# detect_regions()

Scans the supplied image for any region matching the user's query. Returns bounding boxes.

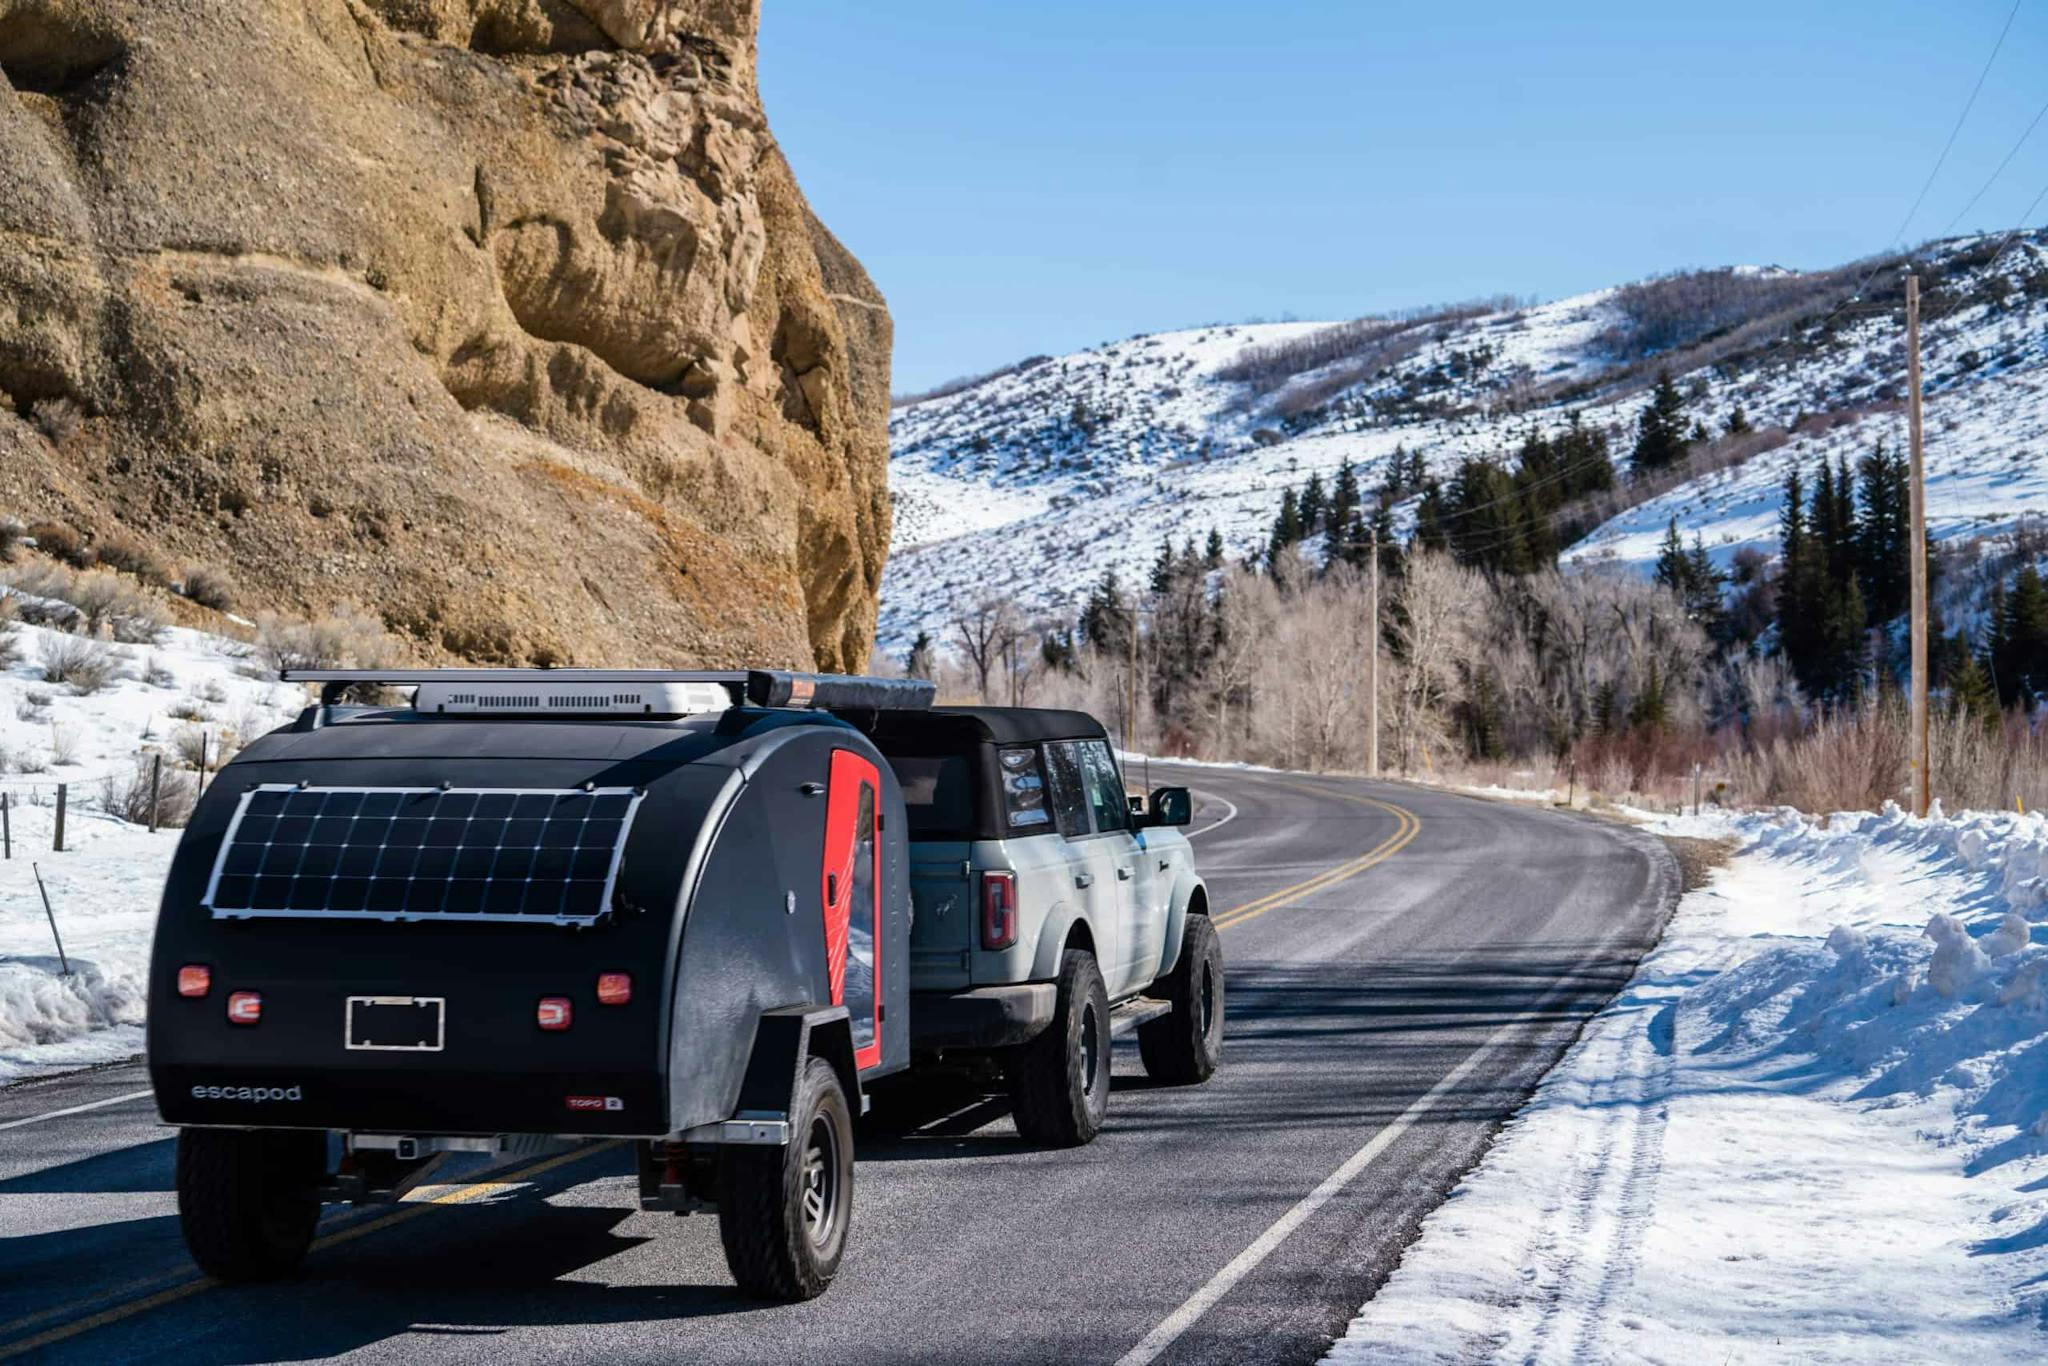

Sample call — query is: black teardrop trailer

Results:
[147,669,929,1300]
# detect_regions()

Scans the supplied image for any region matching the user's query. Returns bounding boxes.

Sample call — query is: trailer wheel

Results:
[1139,914,1225,1084]
[718,1057,854,1301]
[1005,948,1110,1146]
[175,1128,324,1281]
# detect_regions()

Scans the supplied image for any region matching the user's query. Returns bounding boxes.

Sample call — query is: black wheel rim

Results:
[800,1114,841,1250]
[1080,1002,1101,1094]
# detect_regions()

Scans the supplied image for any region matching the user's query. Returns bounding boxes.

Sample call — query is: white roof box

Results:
[411,679,733,717]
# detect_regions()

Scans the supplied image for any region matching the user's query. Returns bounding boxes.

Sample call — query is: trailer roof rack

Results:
[281,669,936,714]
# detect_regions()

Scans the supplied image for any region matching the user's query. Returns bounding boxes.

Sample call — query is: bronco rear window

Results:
[888,754,975,836]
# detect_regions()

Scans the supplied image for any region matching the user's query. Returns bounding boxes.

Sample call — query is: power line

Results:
[1938,92,2048,236]
[1892,0,2026,245]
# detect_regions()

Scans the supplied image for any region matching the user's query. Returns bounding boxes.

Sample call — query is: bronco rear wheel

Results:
[718,1056,854,1301]
[175,1127,325,1281]
[1006,948,1111,1146]
[1138,913,1225,1084]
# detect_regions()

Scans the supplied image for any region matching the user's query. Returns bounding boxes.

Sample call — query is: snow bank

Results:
[1,602,301,1080]
[1329,802,2048,1363]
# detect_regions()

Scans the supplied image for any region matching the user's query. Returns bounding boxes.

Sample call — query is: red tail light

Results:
[982,870,1018,951]
[596,973,632,1006]
[226,991,262,1025]
[537,997,573,1031]
[177,965,211,998]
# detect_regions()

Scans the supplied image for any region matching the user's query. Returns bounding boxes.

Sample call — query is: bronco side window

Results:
[1043,740,1092,838]
[997,746,1051,831]
[1077,740,1129,834]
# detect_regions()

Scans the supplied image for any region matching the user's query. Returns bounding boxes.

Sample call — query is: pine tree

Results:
[1685,533,1726,631]
[1949,651,2001,732]
[1777,466,1821,689]
[1149,536,1177,592]
[1298,473,1327,538]
[1994,567,2048,705]
[1204,527,1225,569]
[1266,488,1302,566]
[1078,570,1130,655]
[1413,479,1451,554]
[1630,369,1690,473]
[904,630,937,680]
[1653,517,1689,594]
[1325,460,1360,565]
[1854,443,1910,624]
[1724,405,1751,436]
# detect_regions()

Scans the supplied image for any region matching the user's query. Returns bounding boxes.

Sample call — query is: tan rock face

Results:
[0,0,890,669]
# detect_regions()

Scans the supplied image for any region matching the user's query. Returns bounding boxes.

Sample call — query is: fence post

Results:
[53,783,66,853]
[2,790,10,859]
[33,862,70,976]
[149,753,162,833]
[197,731,210,800]
[1692,762,1701,817]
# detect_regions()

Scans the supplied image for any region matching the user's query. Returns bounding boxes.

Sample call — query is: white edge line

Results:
[1113,919,1636,1366]
[1184,791,1239,841]
[0,1088,155,1132]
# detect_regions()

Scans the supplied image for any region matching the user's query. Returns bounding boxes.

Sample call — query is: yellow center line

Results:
[1210,782,1421,932]
[0,1141,621,1360]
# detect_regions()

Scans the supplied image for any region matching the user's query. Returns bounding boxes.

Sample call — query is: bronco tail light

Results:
[982,870,1018,951]
[596,973,632,1006]
[177,965,212,998]
[537,997,573,1031]
[226,991,262,1025]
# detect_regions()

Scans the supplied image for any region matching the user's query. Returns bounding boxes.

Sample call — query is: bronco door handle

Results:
[1116,866,1133,881]
[1074,872,1094,888]
[1158,858,1170,871]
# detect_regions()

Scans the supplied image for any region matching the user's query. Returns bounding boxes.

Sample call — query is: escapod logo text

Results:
[191,1084,303,1103]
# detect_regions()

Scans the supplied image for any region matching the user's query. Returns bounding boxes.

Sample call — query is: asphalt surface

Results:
[0,768,1676,1365]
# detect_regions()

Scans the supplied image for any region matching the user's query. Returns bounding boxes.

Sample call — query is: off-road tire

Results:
[1006,948,1111,1146]
[175,1127,325,1281]
[717,1057,854,1301]
[1138,914,1225,1084]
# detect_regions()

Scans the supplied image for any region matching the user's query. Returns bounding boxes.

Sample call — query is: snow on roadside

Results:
[0,603,302,1081]
[1328,803,2048,1364]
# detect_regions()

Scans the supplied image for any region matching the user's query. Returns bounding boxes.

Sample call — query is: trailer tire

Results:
[718,1057,854,1301]
[1005,948,1110,1146]
[175,1128,324,1281]
[1138,914,1225,1084]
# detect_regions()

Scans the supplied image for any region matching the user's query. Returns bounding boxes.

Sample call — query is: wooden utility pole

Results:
[1126,608,1139,754]
[1368,520,1381,778]
[1907,273,1930,818]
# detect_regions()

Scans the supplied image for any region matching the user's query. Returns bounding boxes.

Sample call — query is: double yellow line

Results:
[1210,783,1421,932]
[0,1141,619,1360]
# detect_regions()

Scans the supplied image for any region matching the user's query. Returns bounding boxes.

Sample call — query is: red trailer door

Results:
[822,749,884,1071]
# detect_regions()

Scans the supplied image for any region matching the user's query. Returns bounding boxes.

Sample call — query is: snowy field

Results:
[1329,803,2048,1363]
[0,607,302,1081]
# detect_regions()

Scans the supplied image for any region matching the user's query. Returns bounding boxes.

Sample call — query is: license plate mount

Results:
[345,996,446,1052]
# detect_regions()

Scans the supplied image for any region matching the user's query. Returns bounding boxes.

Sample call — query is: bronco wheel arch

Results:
[1155,879,1210,981]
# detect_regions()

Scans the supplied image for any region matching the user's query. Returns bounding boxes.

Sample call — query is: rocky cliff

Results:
[0,0,890,669]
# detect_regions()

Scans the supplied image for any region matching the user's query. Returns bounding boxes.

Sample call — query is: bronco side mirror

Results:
[1138,786,1192,828]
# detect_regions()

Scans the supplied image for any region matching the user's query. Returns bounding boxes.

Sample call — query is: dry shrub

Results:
[180,564,235,612]
[27,520,89,566]
[170,724,218,771]
[38,633,116,693]
[92,532,169,586]
[0,518,24,561]
[1722,702,1909,813]
[256,609,403,673]
[100,755,198,828]
[47,721,80,766]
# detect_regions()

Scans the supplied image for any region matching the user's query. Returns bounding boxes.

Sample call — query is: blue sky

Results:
[759,2,2048,394]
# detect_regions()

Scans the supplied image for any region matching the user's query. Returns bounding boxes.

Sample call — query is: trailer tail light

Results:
[596,973,632,1006]
[177,965,212,998]
[226,991,262,1025]
[982,870,1018,951]
[537,997,573,1031]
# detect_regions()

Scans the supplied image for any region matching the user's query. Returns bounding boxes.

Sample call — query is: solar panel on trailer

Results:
[202,786,643,924]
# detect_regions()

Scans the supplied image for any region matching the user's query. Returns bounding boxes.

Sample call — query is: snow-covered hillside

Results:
[881,232,2048,652]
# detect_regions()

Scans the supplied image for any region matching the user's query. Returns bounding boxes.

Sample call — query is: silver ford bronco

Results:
[853,706,1223,1145]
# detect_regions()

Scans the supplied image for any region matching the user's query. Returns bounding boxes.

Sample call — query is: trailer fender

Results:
[1152,878,1210,982]
[727,1004,858,1140]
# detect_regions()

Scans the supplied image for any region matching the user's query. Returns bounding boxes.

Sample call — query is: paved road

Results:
[0,769,1675,1364]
